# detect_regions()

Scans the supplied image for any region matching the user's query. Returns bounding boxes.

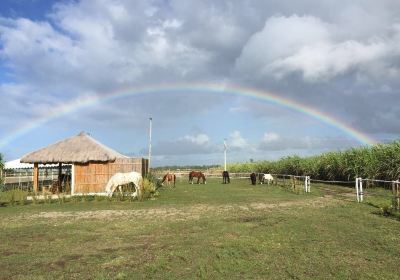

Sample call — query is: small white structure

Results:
[5,159,33,170]
[4,159,59,170]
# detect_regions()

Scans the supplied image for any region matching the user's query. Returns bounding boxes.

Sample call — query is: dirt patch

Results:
[21,196,341,222]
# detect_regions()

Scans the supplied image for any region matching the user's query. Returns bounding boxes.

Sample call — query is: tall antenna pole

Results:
[224,138,227,171]
[148,117,152,174]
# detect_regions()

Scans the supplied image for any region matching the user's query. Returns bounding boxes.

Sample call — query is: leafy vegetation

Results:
[152,164,219,171]
[0,189,29,206]
[0,178,159,207]
[228,141,400,181]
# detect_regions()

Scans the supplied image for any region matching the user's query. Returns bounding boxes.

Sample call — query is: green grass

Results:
[1,179,400,279]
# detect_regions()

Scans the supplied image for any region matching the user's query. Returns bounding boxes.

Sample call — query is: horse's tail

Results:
[105,176,115,196]
[174,174,176,187]
[202,173,206,184]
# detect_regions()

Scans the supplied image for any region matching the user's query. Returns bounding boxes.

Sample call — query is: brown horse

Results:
[250,172,257,185]
[222,171,230,184]
[189,171,206,184]
[162,172,176,187]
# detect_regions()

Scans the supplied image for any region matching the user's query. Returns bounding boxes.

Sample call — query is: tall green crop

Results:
[227,141,400,181]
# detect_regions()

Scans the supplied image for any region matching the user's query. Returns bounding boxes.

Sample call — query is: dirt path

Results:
[22,196,343,221]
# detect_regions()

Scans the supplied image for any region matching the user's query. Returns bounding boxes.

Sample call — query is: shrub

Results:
[142,178,157,200]
[381,205,393,216]
[146,173,163,190]
[0,189,29,206]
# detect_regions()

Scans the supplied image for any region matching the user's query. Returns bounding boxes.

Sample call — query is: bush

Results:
[146,173,163,190]
[142,178,157,200]
[0,189,29,206]
[380,205,393,216]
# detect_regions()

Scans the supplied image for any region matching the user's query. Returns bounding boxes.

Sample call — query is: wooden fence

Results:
[73,158,148,194]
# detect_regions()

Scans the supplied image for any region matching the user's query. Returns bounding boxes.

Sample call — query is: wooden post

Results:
[58,163,62,189]
[393,181,398,209]
[33,163,39,193]
[355,178,360,202]
[396,181,400,210]
[291,175,295,191]
[392,181,395,196]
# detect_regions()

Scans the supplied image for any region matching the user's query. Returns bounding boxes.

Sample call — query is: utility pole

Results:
[224,138,227,171]
[148,117,152,174]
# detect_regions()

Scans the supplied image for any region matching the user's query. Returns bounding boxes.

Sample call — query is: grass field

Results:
[1,178,400,279]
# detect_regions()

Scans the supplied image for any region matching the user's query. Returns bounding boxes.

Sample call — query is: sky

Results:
[0,0,399,166]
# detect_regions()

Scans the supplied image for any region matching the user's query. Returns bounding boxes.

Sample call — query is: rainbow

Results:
[0,83,376,149]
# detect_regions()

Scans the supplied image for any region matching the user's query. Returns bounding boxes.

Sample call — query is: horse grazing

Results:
[222,171,230,184]
[261,174,274,185]
[189,171,206,184]
[258,173,265,184]
[162,172,176,187]
[105,171,143,198]
[250,172,257,185]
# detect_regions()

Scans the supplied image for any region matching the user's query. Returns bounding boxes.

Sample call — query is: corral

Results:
[1,178,399,279]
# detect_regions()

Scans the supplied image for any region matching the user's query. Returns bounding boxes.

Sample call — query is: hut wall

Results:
[73,158,148,193]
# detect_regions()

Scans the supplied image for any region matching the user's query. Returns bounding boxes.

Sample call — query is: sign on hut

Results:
[20,132,148,195]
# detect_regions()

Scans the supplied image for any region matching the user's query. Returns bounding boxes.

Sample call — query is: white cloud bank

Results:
[235,14,399,82]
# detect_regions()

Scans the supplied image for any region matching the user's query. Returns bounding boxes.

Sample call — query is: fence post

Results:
[291,175,295,191]
[396,180,400,210]
[307,176,311,193]
[359,178,364,202]
[355,178,360,202]
[304,176,310,193]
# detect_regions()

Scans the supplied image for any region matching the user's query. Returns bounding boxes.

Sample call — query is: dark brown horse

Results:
[222,171,230,184]
[250,173,257,185]
[189,171,206,184]
[162,172,176,187]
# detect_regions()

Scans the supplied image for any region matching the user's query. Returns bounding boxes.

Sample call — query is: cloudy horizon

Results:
[1,0,399,166]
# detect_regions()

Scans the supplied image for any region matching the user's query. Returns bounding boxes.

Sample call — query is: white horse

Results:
[261,174,274,185]
[105,171,143,198]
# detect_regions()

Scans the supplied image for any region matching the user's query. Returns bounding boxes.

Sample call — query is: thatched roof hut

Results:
[21,131,127,164]
[20,132,148,194]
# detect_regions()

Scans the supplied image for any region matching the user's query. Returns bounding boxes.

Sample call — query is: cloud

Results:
[183,133,210,145]
[258,132,357,151]
[1,0,400,163]
[229,106,248,113]
[151,133,218,156]
[235,15,330,78]
[0,1,213,93]
[235,14,400,82]
[262,132,280,143]
[228,130,249,150]
[267,40,389,82]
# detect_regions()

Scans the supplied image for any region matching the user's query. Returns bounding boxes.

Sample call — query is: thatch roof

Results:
[21,132,128,164]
